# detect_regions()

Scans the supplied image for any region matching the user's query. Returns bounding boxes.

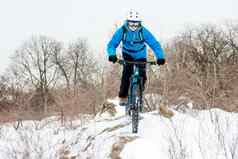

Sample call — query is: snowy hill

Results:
[0,99,238,159]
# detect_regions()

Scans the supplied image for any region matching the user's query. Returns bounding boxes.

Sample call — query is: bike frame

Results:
[117,59,156,133]
[128,64,143,111]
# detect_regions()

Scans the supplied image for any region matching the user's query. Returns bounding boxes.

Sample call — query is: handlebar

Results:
[116,59,157,65]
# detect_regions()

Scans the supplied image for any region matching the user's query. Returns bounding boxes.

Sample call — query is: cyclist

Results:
[107,10,173,117]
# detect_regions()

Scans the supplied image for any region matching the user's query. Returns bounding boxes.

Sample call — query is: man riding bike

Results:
[107,10,173,117]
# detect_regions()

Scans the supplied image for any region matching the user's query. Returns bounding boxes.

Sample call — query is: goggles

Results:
[128,21,140,28]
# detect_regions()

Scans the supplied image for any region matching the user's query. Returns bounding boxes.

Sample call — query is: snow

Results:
[120,138,163,159]
[0,99,238,159]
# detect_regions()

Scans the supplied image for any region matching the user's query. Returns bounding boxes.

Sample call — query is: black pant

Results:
[119,53,147,98]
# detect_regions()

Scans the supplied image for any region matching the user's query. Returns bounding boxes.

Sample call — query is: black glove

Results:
[157,59,165,65]
[108,55,117,63]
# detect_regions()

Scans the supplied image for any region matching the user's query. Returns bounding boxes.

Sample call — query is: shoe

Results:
[119,97,128,106]
[125,105,131,116]
[159,105,174,118]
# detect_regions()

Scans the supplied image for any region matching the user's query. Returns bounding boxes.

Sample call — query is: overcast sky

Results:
[0,0,237,73]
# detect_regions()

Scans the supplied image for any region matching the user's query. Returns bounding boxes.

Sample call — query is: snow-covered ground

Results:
[0,99,238,159]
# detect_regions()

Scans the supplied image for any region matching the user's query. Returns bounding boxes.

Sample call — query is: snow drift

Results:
[0,99,238,159]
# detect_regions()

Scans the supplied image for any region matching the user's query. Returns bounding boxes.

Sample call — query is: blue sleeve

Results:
[142,27,165,59]
[107,27,124,57]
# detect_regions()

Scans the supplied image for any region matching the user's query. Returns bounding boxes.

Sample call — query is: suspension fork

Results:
[128,65,139,109]
[139,77,144,106]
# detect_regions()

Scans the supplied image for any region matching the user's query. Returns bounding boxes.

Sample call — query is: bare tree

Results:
[66,38,98,93]
[50,38,103,117]
[226,22,238,64]
[11,35,62,113]
[157,24,238,110]
[51,46,71,90]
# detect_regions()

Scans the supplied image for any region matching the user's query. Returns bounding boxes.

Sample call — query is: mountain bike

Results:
[117,59,156,133]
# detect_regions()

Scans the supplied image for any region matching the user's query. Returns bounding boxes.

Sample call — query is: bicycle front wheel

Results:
[130,82,139,133]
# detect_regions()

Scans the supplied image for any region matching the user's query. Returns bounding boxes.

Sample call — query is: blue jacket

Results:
[107,23,165,60]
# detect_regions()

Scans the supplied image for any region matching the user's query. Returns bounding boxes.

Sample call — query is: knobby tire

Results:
[131,81,139,133]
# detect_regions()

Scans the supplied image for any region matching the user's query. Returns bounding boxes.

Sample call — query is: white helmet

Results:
[126,10,142,22]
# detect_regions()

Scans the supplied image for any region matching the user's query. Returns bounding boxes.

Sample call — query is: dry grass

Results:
[149,51,238,112]
[0,86,104,124]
